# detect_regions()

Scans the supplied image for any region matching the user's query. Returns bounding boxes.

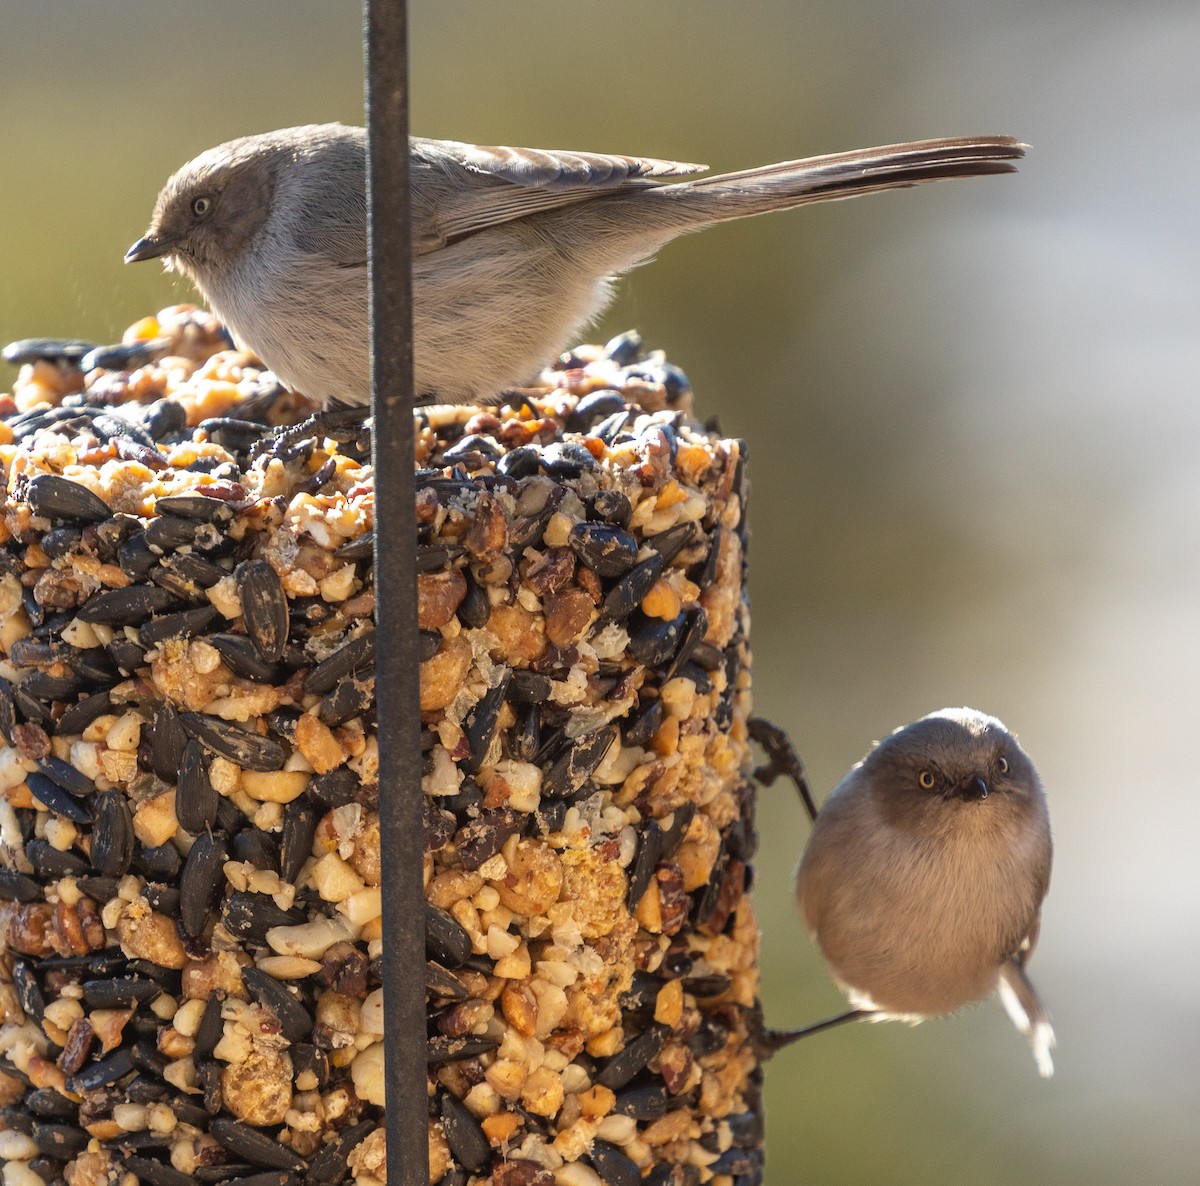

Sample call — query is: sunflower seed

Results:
[222,892,305,944]
[78,585,178,626]
[240,966,312,1043]
[613,1083,669,1120]
[427,1034,501,1067]
[107,636,148,674]
[26,772,91,823]
[139,604,219,648]
[316,673,373,728]
[76,876,120,901]
[3,338,96,366]
[425,904,473,968]
[91,789,134,876]
[26,1089,75,1118]
[568,391,627,432]
[590,486,633,529]
[176,740,219,834]
[231,828,277,871]
[82,976,160,1008]
[279,797,319,883]
[665,607,708,679]
[0,678,14,745]
[65,1045,135,1093]
[603,553,665,620]
[181,712,287,771]
[0,869,40,901]
[333,532,373,561]
[462,669,511,774]
[304,1118,374,1185]
[626,820,663,909]
[155,493,236,523]
[588,1141,641,1186]
[439,1091,491,1173]
[25,474,111,525]
[308,768,358,809]
[12,959,45,1020]
[142,884,181,915]
[540,440,596,479]
[627,611,686,668]
[303,629,375,696]
[209,1118,307,1171]
[237,560,288,662]
[125,1156,200,1186]
[659,802,697,862]
[32,1121,88,1157]
[194,993,224,1060]
[597,1027,667,1090]
[542,725,617,799]
[426,961,470,1001]
[53,689,112,737]
[568,522,637,577]
[135,843,182,880]
[209,633,280,682]
[180,831,228,937]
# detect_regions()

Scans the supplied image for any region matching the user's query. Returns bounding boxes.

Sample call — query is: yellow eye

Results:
[997,756,1010,774]
[191,195,213,217]
[918,771,936,790]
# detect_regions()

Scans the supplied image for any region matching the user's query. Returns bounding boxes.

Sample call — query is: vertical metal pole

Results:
[364,4,427,1185]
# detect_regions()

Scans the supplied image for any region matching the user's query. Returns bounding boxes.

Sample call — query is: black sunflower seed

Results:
[594,407,631,445]
[333,532,373,561]
[454,808,521,873]
[316,672,374,728]
[614,1083,669,1120]
[142,884,181,915]
[665,607,708,679]
[0,678,14,744]
[290,1044,328,1090]
[626,820,663,909]
[193,1168,256,1184]
[308,768,358,809]
[209,633,280,682]
[135,843,182,880]
[648,521,699,567]
[181,712,287,771]
[228,1172,297,1186]
[3,338,96,366]
[91,789,135,876]
[107,636,148,674]
[597,1026,667,1090]
[0,866,42,906]
[457,571,490,629]
[231,828,277,871]
[511,703,540,762]
[425,904,473,968]
[78,585,178,626]
[65,1045,136,1093]
[194,993,224,1060]
[302,1118,374,1185]
[426,961,470,1001]
[622,698,663,749]
[82,976,160,1008]
[25,474,111,524]
[540,440,596,479]
[12,959,45,1020]
[506,669,552,704]
[569,391,627,432]
[426,1035,501,1067]
[683,972,734,998]
[26,772,91,823]
[180,831,229,937]
[279,797,319,883]
[76,876,120,900]
[659,802,696,861]
[155,493,236,523]
[439,1091,492,1173]
[542,724,617,799]
[462,669,511,774]
[495,444,539,479]
[139,604,219,648]
[416,544,463,572]
[590,487,633,529]
[32,1121,88,1157]
[26,1089,75,1118]
[588,1141,641,1186]
[125,1155,200,1186]
[149,704,187,782]
[143,514,204,553]
[568,522,638,577]
[303,629,375,696]
[176,740,219,834]
[627,611,686,668]
[603,553,665,620]
[222,892,305,945]
[209,1118,307,1171]
[240,966,312,1043]
[54,689,112,737]
[236,560,288,662]
[117,534,159,581]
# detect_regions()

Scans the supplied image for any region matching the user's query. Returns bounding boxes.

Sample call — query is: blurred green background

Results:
[3,1,1197,1182]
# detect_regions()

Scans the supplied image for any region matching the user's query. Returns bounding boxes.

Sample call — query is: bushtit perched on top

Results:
[783,707,1055,1076]
[126,125,1024,406]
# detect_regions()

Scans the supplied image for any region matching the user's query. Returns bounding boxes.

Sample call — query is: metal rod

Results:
[364,3,426,1185]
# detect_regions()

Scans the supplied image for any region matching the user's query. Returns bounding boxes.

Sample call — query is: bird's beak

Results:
[125,233,175,264]
[959,776,989,802]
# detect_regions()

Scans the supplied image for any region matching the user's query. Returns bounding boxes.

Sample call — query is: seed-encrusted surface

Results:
[0,310,761,1186]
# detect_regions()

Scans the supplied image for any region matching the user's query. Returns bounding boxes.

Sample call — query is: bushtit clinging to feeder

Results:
[126,124,1023,406]
[770,707,1055,1076]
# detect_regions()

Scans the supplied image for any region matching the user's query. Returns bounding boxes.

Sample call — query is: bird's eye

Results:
[997,756,1010,774]
[191,196,213,218]
[918,771,936,790]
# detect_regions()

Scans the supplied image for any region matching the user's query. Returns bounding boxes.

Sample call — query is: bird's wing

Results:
[413,137,707,250]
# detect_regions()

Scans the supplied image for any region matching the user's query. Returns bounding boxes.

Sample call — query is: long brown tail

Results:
[998,956,1056,1078]
[646,135,1026,226]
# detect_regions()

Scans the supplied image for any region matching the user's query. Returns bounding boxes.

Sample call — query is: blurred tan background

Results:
[3,1,1197,1182]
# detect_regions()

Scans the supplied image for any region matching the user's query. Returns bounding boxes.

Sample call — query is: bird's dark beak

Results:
[960,776,989,802]
[125,234,174,264]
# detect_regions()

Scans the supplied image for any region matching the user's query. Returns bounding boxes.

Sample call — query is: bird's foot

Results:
[749,1005,874,1058]
[256,405,372,461]
[748,716,819,823]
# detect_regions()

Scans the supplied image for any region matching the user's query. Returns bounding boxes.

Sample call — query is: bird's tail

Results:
[643,135,1025,228]
[998,957,1056,1078]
